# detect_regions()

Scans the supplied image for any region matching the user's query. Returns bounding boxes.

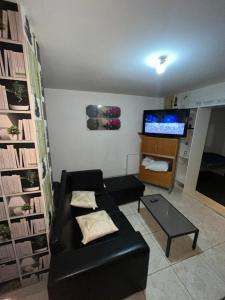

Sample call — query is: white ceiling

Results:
[21,0,225,96]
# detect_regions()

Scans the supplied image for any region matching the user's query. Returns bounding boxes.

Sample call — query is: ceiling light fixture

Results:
[145,53,176,75]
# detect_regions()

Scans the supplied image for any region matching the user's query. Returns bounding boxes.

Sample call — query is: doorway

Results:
[196,106,225,207]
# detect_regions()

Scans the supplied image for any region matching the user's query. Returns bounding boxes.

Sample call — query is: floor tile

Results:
[145,267,193,300]
[124,291,146,300]
[126,214,151,235]
[173,254,225,300]
[142,233,169,274]
[151,230,202,264]
[201,242,225,282]
[138,208,161,233]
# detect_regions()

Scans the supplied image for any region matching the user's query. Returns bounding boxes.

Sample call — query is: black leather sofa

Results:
[48,170,150,300]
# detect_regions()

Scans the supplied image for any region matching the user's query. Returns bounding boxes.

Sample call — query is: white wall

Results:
[45,89,163,181]
[205,108,225,156]
[176,81,225,109]
[184,107,211,193]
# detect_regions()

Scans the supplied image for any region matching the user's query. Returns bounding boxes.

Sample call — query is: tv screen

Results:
[142,109,190,138]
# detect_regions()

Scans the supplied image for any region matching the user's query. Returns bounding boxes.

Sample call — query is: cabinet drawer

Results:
[141,136,157,153]
[139,166,173,188]
[157,138,178,156]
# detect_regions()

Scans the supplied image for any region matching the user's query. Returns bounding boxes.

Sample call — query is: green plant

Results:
[0,224,10,240]
[21,204,31,211]
[7,81,27,103]
[7,125,20,135]
[21,170,39,187]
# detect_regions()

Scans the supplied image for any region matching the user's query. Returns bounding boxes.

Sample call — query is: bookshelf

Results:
[0,1,52,293]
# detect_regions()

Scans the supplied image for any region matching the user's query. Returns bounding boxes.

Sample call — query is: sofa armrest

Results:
[48,231,149,285]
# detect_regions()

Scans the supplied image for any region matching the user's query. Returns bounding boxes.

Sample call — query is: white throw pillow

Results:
[145,160,169,172]
[71,191,98,210]
[142,157,154,167]
[76,210,119,244]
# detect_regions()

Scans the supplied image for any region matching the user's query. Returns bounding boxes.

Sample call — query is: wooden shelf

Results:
[139,136,179,190]
[0,275,19,284]
[22,267,49,278]
[0,166,38,172]
[0,257,16,265]
[14,232,46,242]
[18,249,49,261]
[0,217,8,222]
[0,76,27,81]
[0,110,31,114]
[0,239,12,245]
[10,212,44,220]
[0,140,34,144]
[3,190,41,197]
[142,152,175,160]
[0,38,22,45]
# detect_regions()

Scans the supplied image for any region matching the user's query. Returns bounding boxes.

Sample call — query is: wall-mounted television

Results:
[142,109,190,138]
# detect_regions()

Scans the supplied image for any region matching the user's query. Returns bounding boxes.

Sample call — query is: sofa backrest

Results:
[65,169,104,193]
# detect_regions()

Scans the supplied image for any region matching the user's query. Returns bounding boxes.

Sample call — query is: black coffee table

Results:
[138,194,199,257]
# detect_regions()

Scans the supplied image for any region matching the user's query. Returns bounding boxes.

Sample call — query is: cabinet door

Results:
[157,138,178,156]
[141,136,157,154]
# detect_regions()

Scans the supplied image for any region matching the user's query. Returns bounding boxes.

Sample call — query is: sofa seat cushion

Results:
[61,209,134,250]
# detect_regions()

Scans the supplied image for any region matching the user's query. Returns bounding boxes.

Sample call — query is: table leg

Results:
[192,230,199,250]
[138,198,141,213]
[166,237,172,257]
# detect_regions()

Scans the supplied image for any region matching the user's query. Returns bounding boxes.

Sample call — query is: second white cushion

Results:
[71,191,98,210]
[76,210,119,244]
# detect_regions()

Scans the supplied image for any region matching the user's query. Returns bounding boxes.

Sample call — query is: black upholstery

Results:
[48,170,150,300]
[104,175,145,205]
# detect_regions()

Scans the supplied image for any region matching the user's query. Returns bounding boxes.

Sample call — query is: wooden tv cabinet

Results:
[138,135,179,191]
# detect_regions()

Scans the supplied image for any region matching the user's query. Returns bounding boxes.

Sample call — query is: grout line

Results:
[147,265,171,276]
[171,265,196,300]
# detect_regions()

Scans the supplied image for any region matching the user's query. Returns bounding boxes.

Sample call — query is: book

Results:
[3,50,26,78]
[0,52,5,76]
[1,175,22,195]
[2,10,9,39]
[8,10,18,41]
[0,202,7,220]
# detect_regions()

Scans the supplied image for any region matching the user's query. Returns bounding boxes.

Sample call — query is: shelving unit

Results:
[139,135,179,191]
[175,109,197,186]
[0,1,52,293]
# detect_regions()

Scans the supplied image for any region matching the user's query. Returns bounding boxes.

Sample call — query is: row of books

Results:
[29,197,44,214]
[8,196,44,215]
[38,254,49,270]
[18,119,35,141]
[0,85,9,109]
[11,218,46,239]
[0,49,26,78]
[0,244,15,262]
[16,241,32,258]
[0,201,7,220]
[0,9,22,41]
[0,263,18,282]
[0,145,37,170]
[1,175,23,195]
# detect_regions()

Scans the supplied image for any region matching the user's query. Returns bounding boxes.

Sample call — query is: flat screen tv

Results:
[142,109,190,138]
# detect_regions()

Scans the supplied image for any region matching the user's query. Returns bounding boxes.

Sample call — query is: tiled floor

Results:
[2,184,225,300]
